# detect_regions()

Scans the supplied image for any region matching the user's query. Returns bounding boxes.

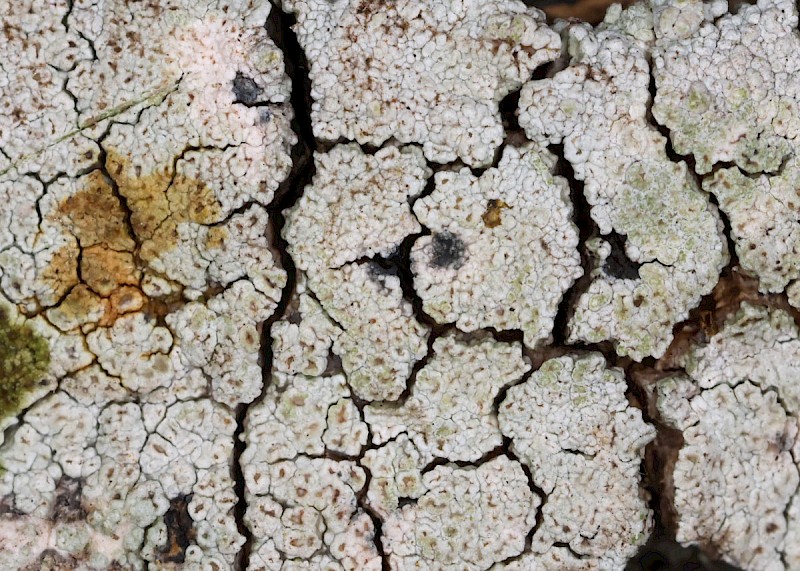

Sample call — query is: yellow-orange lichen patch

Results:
[45,284,108,332]
[204,226,229,251]
[98,286,148,328]
[80,246,140,297]
[39,150,226,328]
[37,245,80,306]
[106,151,223,240]
[57,169,135,251]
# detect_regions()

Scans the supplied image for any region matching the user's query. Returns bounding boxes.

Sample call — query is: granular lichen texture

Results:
[1,0,798,569]
[0,304,50,421]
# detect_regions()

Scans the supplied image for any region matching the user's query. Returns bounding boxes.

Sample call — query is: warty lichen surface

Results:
[278,0,561,166]
[4,0,799,569]
[518,3,728,360]
[655,303,800,571]
[410,142,583,348]
[499,353,656,569]
[0,0,294,567]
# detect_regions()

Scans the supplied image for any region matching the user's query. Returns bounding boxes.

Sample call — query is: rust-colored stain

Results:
[45,150,225,327]
[58,169,135,251]
[481,199,510,229]
[81,247,139,298]
[38,245,80,305]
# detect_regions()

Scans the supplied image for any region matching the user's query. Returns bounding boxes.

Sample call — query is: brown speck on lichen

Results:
[481,199,509,229]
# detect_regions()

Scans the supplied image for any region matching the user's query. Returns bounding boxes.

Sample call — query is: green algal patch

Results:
[0,304,50,420]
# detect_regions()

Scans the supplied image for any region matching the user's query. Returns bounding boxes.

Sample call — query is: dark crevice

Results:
[706,191,738,270]
[494,443,548,566]
[549,143,597,346]
[627,539,744,571]
[492,359,536,418]
[369,328,439,408]
[231,3,316,569]
[95,137,138,255]
[647,69,698,172]
[156,494,196,564]
[554,542,589,560]
[354,465,391,571]
[603,230,643,280]
[419,444,509,474]
[497,60,552,151]
[625,363,744,571]
[313,136,383,156]
[500,89,523,135]
[231,403,252,571]
[366,160,454,331]
[61,0,73,28]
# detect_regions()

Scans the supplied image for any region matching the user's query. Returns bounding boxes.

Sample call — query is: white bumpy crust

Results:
[308,262,430,402]
[284,144,431,275]
[652,0,800,296]
[656,303,800,571]
[652,0,800,176]
[280,0,561,166]
[365,332,530,462]
[518,5,728,360]
[382,456,540,571]
[411,143,582,348]
[499,353,656,568]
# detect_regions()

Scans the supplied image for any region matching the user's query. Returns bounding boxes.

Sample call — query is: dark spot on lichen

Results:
[50,476,86,523]
[232,71,264,106]
[157,494,196,564]
[429,231,465,270]
[481,199,509,229]
[602,231,642,280]
[0,304,50,421]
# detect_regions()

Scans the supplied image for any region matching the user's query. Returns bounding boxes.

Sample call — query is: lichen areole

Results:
[0,304,50,420]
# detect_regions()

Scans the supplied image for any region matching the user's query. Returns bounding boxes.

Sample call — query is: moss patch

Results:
[0,304,50,420]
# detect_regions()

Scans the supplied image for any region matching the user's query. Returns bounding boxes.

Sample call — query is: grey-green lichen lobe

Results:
[0,302,50,421]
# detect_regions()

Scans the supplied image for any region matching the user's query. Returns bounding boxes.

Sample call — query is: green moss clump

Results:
[0,304,50,420]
